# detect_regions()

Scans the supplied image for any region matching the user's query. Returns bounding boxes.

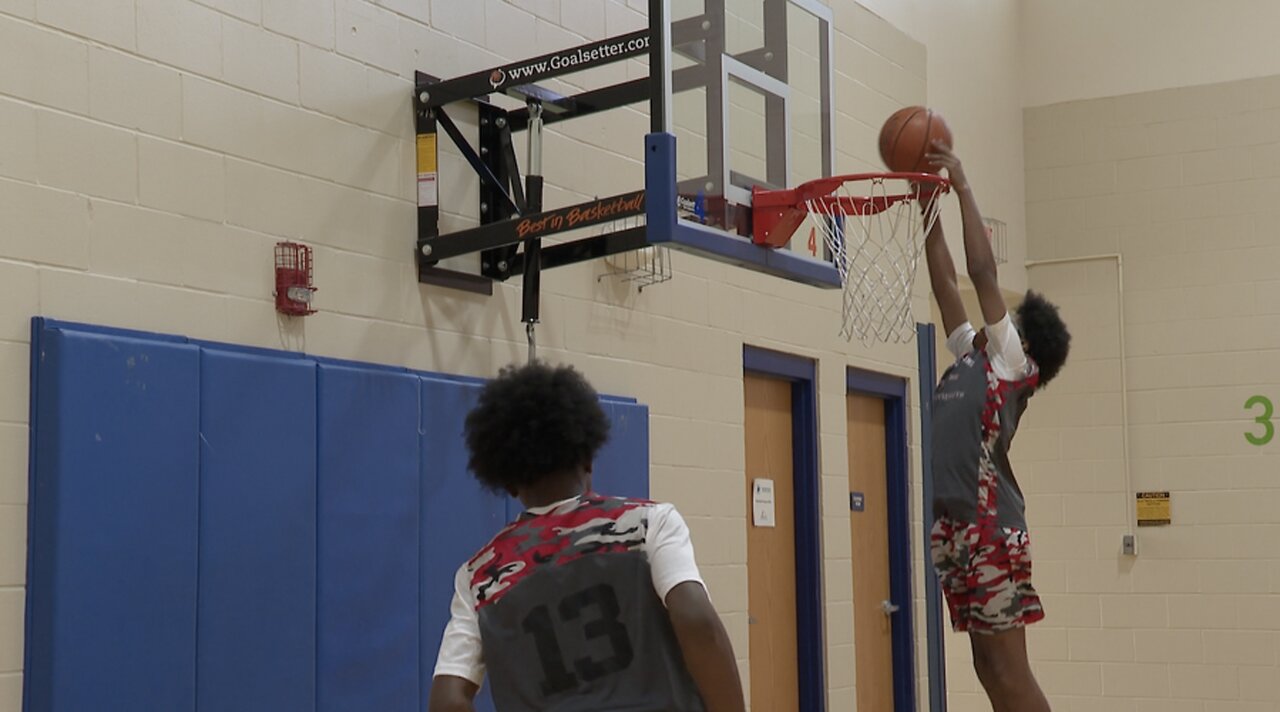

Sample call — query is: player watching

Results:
[428,362,746,712]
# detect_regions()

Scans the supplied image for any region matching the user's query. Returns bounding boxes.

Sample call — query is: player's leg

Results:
[966,523,1049,711]
[969,627,1050,712]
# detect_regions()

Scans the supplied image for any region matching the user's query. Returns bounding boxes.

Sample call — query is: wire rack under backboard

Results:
[597,214,672,292]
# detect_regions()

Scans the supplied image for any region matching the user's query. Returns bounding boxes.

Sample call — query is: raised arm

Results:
[926,142,1007,326]
[922,192,969,337]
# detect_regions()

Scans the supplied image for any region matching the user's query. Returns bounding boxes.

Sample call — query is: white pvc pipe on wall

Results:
[1025,254,1136,552]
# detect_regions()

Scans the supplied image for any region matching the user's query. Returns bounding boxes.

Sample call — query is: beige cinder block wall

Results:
[0,0,951,708]
[948,78,1280,710]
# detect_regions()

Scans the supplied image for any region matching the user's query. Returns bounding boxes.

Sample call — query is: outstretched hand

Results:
[925,140,968,192]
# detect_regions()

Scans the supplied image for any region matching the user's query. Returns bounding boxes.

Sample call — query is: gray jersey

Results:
[467,495,706,712]
[932,348,1039,531]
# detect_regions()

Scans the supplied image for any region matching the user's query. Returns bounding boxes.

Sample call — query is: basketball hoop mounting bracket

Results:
[412,31,653,290]
[411,0,850,301]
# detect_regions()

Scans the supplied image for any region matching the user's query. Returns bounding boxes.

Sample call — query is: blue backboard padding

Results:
[668,218,842,288]
[27,319,651,712]
[643,132,841,288]
[26,329,201,712]
[317,365,422,712]
[419,377,502,712]
[594,400,650,500]
[198,350,318,712]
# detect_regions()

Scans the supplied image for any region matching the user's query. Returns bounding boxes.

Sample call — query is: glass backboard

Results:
[656,0,834,261]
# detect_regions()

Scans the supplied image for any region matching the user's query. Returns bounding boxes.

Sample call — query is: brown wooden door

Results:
[847,392,895,711]
[743,375,799,712]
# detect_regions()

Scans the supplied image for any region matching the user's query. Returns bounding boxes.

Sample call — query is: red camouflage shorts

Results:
[930,515,1045,634]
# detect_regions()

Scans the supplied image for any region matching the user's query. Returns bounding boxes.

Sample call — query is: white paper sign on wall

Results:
[752,478,776,528]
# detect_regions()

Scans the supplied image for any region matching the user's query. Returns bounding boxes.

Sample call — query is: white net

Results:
[805,177,946,344]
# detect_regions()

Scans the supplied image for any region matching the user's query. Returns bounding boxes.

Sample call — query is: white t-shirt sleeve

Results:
[432,563,485,685]
[645,503,706,604]
[946,322,977,359]
[984,312,1031,381]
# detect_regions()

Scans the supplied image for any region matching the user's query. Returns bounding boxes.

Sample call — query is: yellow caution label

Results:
[1136,491,1171,526]
[416,133,437,174]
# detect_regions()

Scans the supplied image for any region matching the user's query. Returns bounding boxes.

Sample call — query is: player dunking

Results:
[428,363,746,712]
[923,142,1071,712]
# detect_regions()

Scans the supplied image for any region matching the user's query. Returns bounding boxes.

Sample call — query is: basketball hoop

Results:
[753,172,949,344]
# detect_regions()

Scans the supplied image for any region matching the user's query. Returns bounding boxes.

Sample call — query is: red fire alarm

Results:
[274,241,317,316]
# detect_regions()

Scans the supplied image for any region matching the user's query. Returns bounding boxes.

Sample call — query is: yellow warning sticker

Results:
[1136,491,1171,526]
[416,133,437,174]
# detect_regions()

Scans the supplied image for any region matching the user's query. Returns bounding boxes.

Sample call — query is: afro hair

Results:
[1016,290,1071,388]
[463,362,610,494]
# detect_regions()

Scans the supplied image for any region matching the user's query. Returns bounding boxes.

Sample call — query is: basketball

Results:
[878,106,953,173]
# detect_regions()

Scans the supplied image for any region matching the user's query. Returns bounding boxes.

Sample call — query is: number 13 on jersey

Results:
[523,584,634,696]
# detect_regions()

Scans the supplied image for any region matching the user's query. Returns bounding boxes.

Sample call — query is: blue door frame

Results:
[917,323,947,711]
[742,346,825,712]
[845,365,915,712]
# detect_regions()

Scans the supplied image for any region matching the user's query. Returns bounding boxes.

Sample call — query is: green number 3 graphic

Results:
[1245,396,1274,446]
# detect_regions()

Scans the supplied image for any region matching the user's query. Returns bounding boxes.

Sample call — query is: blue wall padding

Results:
[317,365,422,712]
[26,319,651,712]
[197,350,318,712]
[419,377,502,712]
[594,400,651,500]
[26,329,201,712]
